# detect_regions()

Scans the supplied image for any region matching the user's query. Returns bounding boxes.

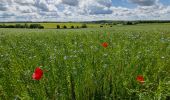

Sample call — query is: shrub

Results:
[24,23,29,28]
[81,24,87,28]
[38,26,44,29]
[30,24,39,29]
[29,24,43,29]
[63,25,67,29]
[71,25,74,29]
[56,25,60,29]
[15,24,22,28]
[7,25,15,28]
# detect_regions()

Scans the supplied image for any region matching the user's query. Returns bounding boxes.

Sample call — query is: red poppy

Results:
[136,75,144,84]
[32,67,43,80]
[102,42,108,48]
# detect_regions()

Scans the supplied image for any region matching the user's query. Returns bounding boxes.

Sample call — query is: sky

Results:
[0,0,170,22]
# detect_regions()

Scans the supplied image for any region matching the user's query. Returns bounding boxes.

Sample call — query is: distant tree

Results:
[24,23,29,28]
[71,25,74,29]
[20,25,25,28]
[38,26,44,29]
[0,23,44,29]
[100,25,103,27]
[7,25,15,28]
[122,21,132,25]
[81,24,87,28]
[76,26,79,28]
[113,23,117,25]
[15,24,22,28]
[63,25,67,29]
[29,24,41,29]
[110,26,112,27]
[132,21,138,25]
[29,24,35,29]
[2,24,6,28]
[56,25,60,29]
[127,21,133,25]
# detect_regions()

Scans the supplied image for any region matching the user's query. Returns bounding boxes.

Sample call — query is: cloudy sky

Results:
[0,0,170,21]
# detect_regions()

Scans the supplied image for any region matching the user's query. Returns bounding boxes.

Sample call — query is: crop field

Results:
[0,24,170,99]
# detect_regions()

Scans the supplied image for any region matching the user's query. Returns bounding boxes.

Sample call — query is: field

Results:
[0,24,170,99]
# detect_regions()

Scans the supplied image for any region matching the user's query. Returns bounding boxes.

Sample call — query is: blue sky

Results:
[0,0,170,21]
[112,0,136,8]
[160,0,170,5]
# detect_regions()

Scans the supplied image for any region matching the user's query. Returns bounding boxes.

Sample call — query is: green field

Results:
[0,24,170,99]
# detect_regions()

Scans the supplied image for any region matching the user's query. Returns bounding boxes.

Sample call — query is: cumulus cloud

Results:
[0,12,15,18]
[14,0,35,5]
[0,0,170,21]
[0,3,8,11]
[78,0,113,15]
[62,0,78,6]
[128,0,158,6]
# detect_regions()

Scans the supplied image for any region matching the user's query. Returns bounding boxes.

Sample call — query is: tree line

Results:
[0,24,44,29]
[56,24,87,29]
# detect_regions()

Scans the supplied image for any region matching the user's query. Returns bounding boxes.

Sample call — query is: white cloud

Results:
[128,0,158,6]
[0,0,170,21]
[62,0,78,6]
[14,0,35,5]
[78,0,112,15]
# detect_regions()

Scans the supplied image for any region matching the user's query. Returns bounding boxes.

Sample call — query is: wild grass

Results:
[0,26,170,99]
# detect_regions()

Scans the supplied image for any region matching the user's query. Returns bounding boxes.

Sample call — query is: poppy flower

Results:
[136,75,144,84]
[32,67,43,80]
[102,42,108,48]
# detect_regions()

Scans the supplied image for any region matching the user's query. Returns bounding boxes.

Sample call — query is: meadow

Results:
[0,24,170,99]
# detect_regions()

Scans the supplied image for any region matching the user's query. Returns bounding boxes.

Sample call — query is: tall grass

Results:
[0,27,170,99]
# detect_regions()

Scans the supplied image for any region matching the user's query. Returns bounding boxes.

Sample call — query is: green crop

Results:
[0,25,170,99]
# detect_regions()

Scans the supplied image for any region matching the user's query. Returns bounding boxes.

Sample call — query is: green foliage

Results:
[63,25,67,29]
[29,24,44,29]
[56,25,60,29]
[0,25,170,99]
[0,23,44,29]
[71,25,74,29]
[81,24,87,28]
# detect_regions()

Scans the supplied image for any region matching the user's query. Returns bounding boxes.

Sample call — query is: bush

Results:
[38,26,44,29]
[100,25,103,27]
[29,24,44,29]
[24,23,29,28]
[7,25,15,28]
[56,25,60,29]
[81,24,87,28]
[0,23,44,29]
[30,24,39,29]
[71,25,74,29]
[123,21,136,25]
[63,25,67,29]
[15,24,22,28]
[0,24,16,28]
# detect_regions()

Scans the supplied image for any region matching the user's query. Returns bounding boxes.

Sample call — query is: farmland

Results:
[0,24,170,99]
